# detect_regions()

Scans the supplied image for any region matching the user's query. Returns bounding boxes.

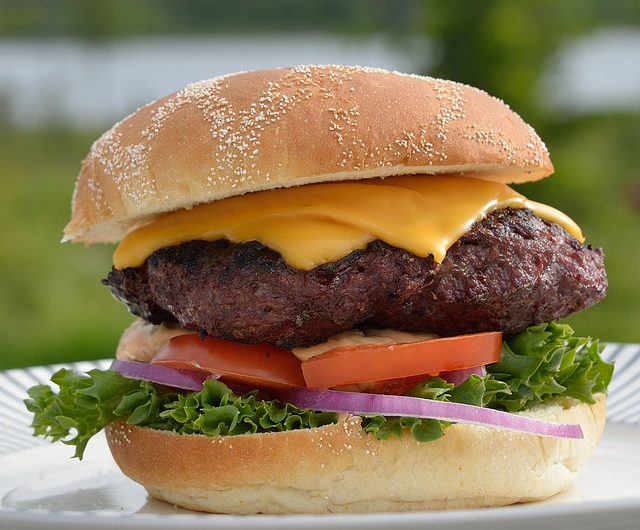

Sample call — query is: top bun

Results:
[65,65,553,244]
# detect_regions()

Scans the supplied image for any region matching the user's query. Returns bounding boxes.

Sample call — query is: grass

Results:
[0,130,132,369]
[0,118,638,370]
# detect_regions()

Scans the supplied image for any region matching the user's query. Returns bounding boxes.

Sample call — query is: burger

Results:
[26,65,613,514]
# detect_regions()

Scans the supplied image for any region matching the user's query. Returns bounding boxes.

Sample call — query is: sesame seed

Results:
[81,65,549,219]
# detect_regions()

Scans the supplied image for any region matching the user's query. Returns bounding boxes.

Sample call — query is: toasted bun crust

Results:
[106,395,605,514]
[65,65,553,244]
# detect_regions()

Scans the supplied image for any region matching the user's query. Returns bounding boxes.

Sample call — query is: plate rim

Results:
[1,344,639,528]
[1,498,639,529]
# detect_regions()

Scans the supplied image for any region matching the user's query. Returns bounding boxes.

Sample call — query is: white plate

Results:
[1,345,639,530]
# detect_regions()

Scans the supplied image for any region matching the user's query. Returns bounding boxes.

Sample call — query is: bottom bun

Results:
[106,394,606,514]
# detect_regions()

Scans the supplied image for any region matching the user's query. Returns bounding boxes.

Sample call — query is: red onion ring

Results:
[280,387,584,439]
[440,365,487,386]
[111,359,217,391]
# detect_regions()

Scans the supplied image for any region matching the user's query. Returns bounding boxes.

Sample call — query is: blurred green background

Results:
[1,0,639,370]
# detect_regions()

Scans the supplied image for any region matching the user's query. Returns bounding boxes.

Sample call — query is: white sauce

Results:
[291,328,438,361]
[115,318,195,362]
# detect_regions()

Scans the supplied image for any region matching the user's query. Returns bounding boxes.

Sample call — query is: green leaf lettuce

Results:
[25,322,613,458]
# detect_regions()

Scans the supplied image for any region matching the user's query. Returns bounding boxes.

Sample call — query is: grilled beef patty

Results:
[104,209,607,348]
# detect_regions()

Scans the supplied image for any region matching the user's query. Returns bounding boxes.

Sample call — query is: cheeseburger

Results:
[26,65,612,514]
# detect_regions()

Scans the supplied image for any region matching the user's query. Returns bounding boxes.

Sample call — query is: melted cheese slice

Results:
[113,175,583,270]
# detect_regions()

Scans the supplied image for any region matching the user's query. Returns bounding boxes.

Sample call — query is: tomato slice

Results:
[301,332,502,389]
[152,335,305,390]
[152,331,502,392]
[333,375,427,395]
